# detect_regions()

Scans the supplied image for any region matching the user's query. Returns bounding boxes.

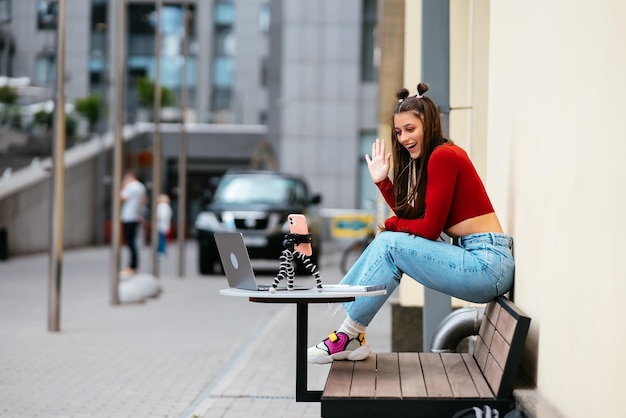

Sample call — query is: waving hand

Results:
[365,138,391,183]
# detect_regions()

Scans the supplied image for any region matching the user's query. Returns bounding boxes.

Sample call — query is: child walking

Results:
[156,194,173,257]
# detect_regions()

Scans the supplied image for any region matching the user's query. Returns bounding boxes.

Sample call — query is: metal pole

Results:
[421,0,452,350]
[110,0,126,305]
[95,136,105,245]
[177,0,189,278]
[48,0,67,332]
[151,0,163,277]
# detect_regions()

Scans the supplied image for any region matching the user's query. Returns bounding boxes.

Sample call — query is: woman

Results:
[308,83,515,364]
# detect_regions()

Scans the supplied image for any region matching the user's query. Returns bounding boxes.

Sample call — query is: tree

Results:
[33,109,53,130]
[0,85,21,128]
[74,93,103,134]
[0,85,17,105]
[137,77,175,109]
[32,109,77,141]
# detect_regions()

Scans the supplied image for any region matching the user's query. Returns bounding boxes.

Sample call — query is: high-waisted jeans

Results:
[339,231,515,326]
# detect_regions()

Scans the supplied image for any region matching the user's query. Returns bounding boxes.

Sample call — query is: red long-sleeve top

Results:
[378,144,494,240]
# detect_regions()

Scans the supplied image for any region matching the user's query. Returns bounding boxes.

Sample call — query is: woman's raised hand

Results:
[365,138,391,183]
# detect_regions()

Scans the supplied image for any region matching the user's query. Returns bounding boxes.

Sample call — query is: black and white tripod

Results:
[269,233,323,293]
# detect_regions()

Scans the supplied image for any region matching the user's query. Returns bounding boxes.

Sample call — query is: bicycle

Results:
[339,227,375,275]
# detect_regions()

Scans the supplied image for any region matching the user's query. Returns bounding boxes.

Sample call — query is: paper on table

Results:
[321,284,386,292]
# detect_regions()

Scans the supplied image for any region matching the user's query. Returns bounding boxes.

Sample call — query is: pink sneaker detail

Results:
[324,332,350,355]
[308,331,370,364]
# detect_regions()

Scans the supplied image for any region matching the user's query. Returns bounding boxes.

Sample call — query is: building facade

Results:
[2,0,380,210]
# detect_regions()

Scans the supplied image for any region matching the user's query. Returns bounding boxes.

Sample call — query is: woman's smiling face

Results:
[393,111,424,159]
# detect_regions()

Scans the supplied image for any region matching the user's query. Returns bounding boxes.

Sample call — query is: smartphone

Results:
[288,214,312,256]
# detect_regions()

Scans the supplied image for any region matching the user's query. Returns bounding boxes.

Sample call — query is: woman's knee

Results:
[371,231,397,249]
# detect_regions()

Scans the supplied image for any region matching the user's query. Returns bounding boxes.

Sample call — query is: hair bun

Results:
[417,83,429,96]
[396,88,410,101]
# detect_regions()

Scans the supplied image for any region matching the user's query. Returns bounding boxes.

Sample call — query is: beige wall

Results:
[399,1,626,416]
[487,1,626,417]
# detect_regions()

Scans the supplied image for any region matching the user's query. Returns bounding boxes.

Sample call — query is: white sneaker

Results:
[307,331,370,364]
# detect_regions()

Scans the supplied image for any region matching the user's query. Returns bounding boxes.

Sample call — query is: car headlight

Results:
[194,212,226,231]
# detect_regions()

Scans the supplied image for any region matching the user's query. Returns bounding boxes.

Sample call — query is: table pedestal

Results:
[220,288,386,403]
[249,295,355,402]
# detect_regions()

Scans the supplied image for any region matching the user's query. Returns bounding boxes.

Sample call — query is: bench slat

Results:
[398,352,428,398]
[473,335,489,370]
[441,353,480,398]
[485,301,500,325]
[462,353,494,398]
[375,353,402,399]
[484,353,504,393]
[349,355,377,398]
[496,308,517,344]
[478,313,496,347]
[419,353,454,398]
[491,329,510,370]
[323,360,354,397]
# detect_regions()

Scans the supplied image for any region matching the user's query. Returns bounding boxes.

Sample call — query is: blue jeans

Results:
[158,232,167,255]
[340,231,515,326]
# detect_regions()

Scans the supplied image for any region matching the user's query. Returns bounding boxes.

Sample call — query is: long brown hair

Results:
[390,83,451,218]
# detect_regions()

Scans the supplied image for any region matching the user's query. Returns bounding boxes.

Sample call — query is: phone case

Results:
[288,214,312,256]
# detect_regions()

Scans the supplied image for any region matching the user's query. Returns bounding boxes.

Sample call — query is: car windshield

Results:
[214,175,306,205]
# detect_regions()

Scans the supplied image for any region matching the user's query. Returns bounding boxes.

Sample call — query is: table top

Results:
[219,287,386,303]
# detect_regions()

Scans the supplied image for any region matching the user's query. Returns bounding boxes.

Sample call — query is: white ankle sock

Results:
[338,317,367,339]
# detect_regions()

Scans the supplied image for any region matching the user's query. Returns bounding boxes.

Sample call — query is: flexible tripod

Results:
[269,233,323,293]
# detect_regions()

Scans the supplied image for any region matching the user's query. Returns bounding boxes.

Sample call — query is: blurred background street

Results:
[0,241,392,418]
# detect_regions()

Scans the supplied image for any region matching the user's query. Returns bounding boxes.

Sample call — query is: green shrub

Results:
[137,77,175,109]
[75,93,103,134]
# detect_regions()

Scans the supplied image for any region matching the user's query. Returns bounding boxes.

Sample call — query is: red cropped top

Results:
[377,144,494,240]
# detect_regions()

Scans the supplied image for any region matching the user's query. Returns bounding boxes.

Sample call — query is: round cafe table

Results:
[219,287,386,402]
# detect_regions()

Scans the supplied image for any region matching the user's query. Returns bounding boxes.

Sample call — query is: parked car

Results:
[194,170,322,275]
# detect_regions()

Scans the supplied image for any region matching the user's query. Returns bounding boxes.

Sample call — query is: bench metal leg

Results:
[296,302,322,402]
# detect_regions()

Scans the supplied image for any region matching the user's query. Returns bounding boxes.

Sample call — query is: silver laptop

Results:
[214,232,311,291]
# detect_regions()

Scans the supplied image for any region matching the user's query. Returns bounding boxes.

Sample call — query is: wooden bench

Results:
[320,296,531,417]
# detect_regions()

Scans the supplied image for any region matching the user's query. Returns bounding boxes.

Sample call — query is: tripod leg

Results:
[270,249,293,293]
[296,252,323,292]
[286,249,296,290]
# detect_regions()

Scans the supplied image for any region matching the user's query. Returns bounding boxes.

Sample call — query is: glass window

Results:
[35,54,56,86]
[214,1,234,26]
[258,4,270,33]
[0,0,11,23]
[90,2,107,90]
[361,0,378,82]
[128,4,196,36]
[211,89,232,111]
[161,6,184,36]
[214,27,235,56]
[91,3,106,32]
[128,4,155,35]
[128,55,152,80]
[37,0,57,30]
[260,57,268,87]
[213,57,234,88]
[358,131,379,208]
[211,0,235,116]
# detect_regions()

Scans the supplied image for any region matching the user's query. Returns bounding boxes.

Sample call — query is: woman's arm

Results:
[375,178,396,214]
[384,147,459,240]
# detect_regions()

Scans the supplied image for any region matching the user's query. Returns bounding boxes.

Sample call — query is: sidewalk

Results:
[0,241,391,418]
